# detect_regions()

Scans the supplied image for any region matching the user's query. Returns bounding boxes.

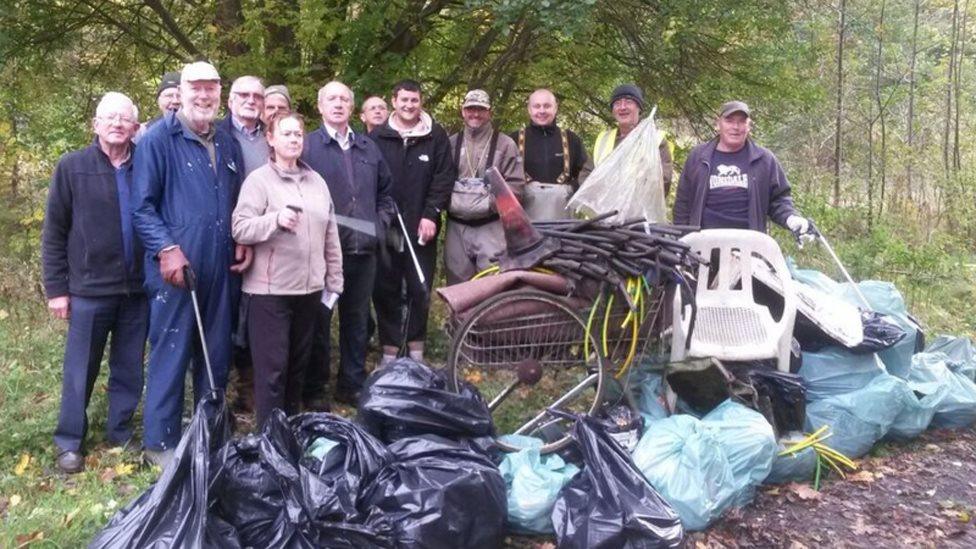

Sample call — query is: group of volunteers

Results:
[41,60,812,473]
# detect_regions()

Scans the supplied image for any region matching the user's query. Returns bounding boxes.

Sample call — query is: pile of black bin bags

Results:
[90,358,685,548]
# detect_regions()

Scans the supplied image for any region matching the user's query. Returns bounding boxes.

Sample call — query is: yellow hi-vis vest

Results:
[592,127,674,166]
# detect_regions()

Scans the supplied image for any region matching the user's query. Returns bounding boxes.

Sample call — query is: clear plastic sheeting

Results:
[497,435,580,534]
[568,110,667,223]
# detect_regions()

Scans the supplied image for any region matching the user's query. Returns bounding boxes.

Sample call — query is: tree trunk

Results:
[944,0,960,176]
[954,0,969,171]
[907,0,920,205]
[833,0,847,207]
[215,0,246,58]
[873,0,887,223]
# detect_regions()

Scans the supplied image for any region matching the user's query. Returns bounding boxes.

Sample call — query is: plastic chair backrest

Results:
[672,229,797,371]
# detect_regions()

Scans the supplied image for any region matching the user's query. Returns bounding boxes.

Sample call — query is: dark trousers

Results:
[373,241,437,348]
[55,294,148,452]
[306,253,376,400]
[247,292,321,427]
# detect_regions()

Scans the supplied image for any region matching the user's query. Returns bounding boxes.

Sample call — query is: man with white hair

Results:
[218,75,267,178]
[301,81,394,408]
[132,61,251,468]
[42,92,147,473]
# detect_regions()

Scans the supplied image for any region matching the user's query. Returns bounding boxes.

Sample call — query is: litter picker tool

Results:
[393,203,427,287]
[794,222,872,310]
[183,265,218,395]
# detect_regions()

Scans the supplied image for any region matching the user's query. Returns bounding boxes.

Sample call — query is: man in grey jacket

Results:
[673,100,811,235]
[445,89,525,284]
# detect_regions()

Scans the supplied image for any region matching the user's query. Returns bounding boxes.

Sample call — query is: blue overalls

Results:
[131,112,243,450]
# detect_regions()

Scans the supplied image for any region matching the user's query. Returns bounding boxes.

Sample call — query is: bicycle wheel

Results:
[446,289,606,453]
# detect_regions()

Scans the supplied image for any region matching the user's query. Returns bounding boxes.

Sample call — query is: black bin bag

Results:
[551,414,684,549]
[358,358,494,443]
[211,411,393,548]
[360,435,507,549]
[747,369,807,435]
[850,311,907,354]
[90,396,239,549]
[289,412,391,522]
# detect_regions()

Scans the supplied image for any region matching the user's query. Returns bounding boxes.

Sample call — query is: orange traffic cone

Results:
[487,167,558,270]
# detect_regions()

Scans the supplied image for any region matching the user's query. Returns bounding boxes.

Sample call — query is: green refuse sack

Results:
[634,370,669,424]
[925,335,976,381]
[764,433,817,484]
[497,435,580,534]
[803,374,907,458]
[632,415,738,531]
[701,400,777,506]
[799,346,886,400]
[907,352,976,429]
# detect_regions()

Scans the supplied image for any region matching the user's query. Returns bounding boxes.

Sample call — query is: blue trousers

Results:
[54,294,148,452]
[142,274,232,450]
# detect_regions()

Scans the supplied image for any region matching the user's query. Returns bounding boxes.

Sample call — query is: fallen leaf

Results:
[926,488,937,497]
[852,516,878,536]
[939,500,957,510]
[764,487,781,496]
[99,468,117,483]
[13,453,30,476]
[788,541,809,549]
[10,494,21,507]
[849,471,875,483]
[15,531,43,546]
[957,510,971,523]
[785,482,822,501]
[62,508,79,527]
[0,309,8,320]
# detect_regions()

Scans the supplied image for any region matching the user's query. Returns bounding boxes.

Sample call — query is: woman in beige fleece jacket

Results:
[232,113,343,425]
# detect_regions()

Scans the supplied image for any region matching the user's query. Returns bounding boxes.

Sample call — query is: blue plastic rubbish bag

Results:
[701,400,777,506]
[925,335,976,381]
[497,435,579,534]
[803,374,907,458]
[632,415,737,531]
[764,433,817,484]
[635,371,669,424]
[887,373,948,440]
[907,352,976,429]
[799,347,885,400]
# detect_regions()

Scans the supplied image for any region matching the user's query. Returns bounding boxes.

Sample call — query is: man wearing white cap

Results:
[674,100,810,234]
[132,61,252,467]
[445,89,525,284]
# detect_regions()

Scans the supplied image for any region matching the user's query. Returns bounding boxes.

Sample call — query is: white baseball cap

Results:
[181,61,221,83]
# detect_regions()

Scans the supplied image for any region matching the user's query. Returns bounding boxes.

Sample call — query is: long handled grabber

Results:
[794,222,872,310]
[183,265,218,396]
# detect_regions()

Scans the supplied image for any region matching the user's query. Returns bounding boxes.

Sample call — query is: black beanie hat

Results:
[609,84,644,112]
[156,72,181,98]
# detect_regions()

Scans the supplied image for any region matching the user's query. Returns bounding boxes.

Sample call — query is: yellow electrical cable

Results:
[584,292,603,358]
[470,265,556,281]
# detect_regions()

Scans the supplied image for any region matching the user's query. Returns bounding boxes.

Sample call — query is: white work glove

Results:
[786,215,816,245]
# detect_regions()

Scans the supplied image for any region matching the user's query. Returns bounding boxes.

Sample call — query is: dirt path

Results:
[693,428,976,548]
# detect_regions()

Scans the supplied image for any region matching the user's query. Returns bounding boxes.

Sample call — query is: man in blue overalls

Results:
[132,61,251,468]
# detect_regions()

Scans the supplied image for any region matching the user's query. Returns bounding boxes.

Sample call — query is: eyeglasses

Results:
[98,114,137,124]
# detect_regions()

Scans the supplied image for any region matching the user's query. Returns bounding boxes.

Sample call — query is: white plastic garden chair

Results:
[670,229,797,372]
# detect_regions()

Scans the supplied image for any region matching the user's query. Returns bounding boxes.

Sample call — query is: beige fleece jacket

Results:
[232,160,343,296]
